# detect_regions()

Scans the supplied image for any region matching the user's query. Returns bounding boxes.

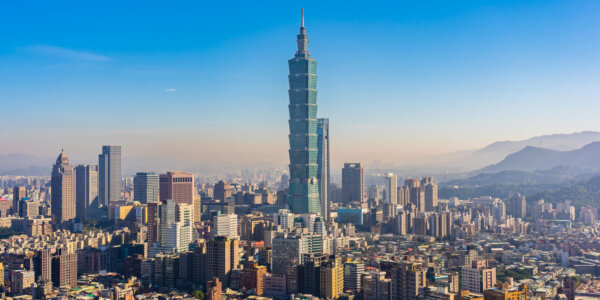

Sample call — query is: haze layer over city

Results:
[1,1,600,300]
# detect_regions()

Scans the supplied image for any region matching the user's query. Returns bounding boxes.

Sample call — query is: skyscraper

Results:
[213,180,232,203]
[98,145,122,206]
[51,247,78,288]
[75,164,98,221]
[159,171,194,205]
[206,236,240,285]
[287,9,320,214]
[149,199,194,256]
[12,186,27,216]
[390,261,426,300]
[510,193,527,219]
[424,179,438,212]
[317,118,330,221]
[134,172,159,204]
[34,249,52,283]
[212,213,239,239]
[386,173,398,205]
[344,260,365,292]
[51,150,75,225]
[342,163,364,205]
[319,256,344,299]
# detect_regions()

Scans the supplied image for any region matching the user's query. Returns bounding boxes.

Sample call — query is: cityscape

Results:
[2,2,600,300]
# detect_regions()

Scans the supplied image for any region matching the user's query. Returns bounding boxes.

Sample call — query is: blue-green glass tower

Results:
[288,9,321,214]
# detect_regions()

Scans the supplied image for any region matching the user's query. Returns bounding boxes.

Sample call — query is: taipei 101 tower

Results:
[287,9,321,214]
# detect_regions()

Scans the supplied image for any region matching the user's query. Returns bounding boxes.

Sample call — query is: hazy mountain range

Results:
[478,142,600,174]
[429,131,600,171]
[3,131,600,177]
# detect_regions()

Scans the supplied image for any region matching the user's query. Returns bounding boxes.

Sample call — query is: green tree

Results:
[192,290,205,300]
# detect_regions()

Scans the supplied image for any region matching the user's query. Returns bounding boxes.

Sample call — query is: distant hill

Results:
[0,154,52,176]
[0,166,50,176]
[430,131,600,171]
[478,141,600,174]
[445,166,595,186]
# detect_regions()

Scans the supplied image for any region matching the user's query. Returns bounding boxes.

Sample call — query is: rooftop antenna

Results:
[301,8,304,28]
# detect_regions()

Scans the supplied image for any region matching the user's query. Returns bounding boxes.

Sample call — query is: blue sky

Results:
[1,1,599,169]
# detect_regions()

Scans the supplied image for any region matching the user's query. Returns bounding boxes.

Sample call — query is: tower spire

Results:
[296,8,309,55]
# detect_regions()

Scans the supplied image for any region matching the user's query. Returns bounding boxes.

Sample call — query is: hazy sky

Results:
[1,0,600,169]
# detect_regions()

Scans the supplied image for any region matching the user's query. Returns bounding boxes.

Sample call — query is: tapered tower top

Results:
[296,8,310,57]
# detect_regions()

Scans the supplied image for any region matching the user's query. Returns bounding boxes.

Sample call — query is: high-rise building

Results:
[159,172,194,205]
[212,213,238,239]
[193,195,202,223]
[509,193,526,219]
[363,270,391,300]
[134,172,159,204]
[147,201,161,244]
[158,199,176,244]
[461,260,496,294]
[34,248,52,283]
[410,186,425,213]
[398,186,410,206]
[206,236,240,285]
[344,260,364,292]
[75,164,98,221]
[429,212,451,238]
[423,177,438,212]
[149,199,194,256]
[404,179,420,189]
[240,262,268,296]
[51,248,78,288]
[213,180,232,203]
[272,233,308,276]
[207,277,222,300]
[395,211,409,235]
[386,173,398,205]
[274,209,295,230]
[51,150,76,225]
[390,261,426,300]
[11,269,35,296]
[317,118,330,221]
[20,200,40,219]
[297,254,326,296]
[319,256,344,299]
[12,186,26,216]
[287,10,321,214]
[98,145,122,206]
[342,163,364,205]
